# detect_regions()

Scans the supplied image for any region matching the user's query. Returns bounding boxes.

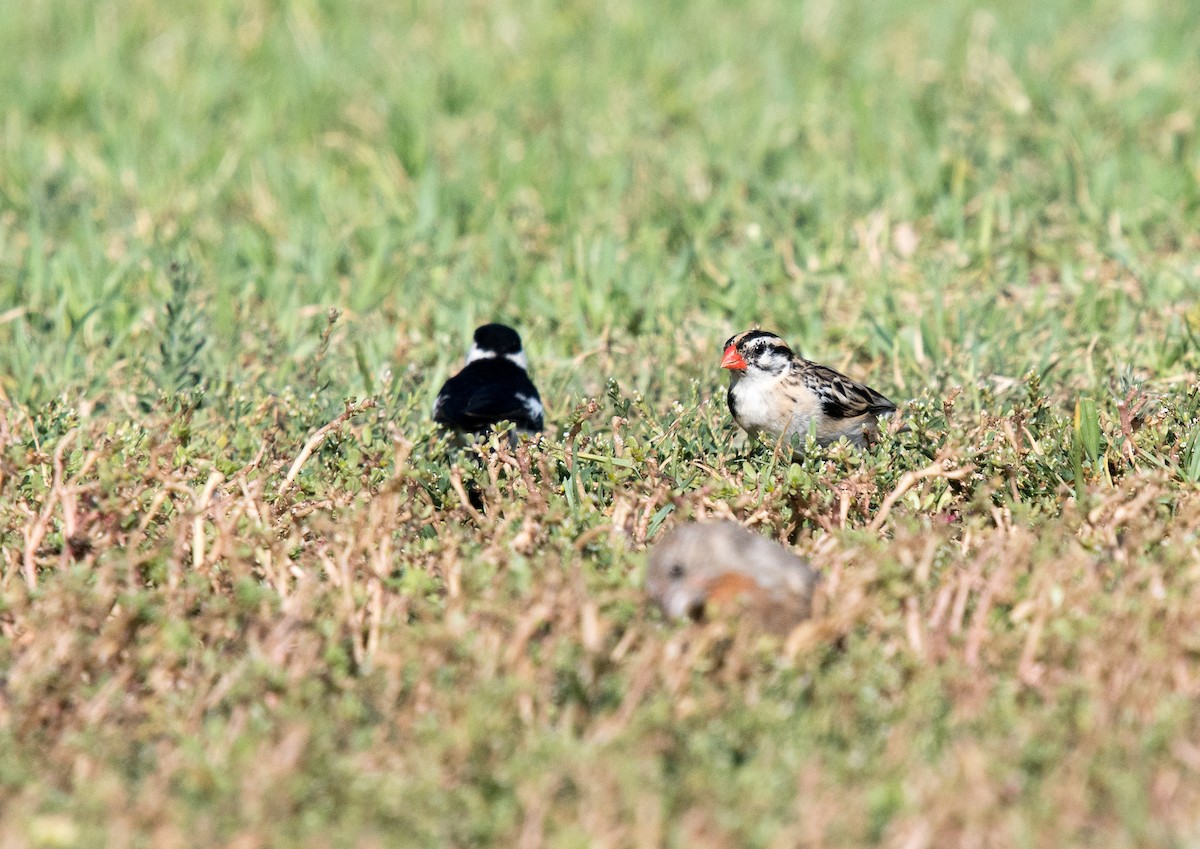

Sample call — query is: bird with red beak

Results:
[721,329,897,449]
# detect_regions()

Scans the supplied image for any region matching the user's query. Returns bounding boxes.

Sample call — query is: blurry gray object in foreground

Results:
[646,521,818,633]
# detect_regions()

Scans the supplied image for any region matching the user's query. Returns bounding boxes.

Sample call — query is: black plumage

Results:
[433,324,544,435]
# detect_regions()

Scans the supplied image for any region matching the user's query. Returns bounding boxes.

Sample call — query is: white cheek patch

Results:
[759,351,791,374]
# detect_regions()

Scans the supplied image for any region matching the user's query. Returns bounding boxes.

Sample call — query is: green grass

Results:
[3,0,1200,846]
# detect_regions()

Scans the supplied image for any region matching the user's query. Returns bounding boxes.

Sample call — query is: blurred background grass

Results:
[3,1,1200,847]
[2,0,1197,408]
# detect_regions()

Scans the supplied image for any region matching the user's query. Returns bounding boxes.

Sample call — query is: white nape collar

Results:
[466,344,528,371]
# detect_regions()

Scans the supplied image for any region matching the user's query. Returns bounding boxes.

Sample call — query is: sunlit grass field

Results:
[2,0,1200,845]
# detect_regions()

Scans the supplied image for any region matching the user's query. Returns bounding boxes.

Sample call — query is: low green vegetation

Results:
[2,0,1199,845]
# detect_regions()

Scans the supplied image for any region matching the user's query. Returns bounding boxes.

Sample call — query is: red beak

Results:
[721,345,748,370]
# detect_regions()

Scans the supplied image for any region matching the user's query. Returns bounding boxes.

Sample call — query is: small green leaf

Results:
[1075,397,1102,465]
[1070,414,1085,501]
[1183,424,1200,483]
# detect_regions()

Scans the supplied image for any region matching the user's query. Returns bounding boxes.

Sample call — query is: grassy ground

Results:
[2,0,1200,845]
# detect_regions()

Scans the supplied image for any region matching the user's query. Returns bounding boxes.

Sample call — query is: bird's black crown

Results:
[473,323,524,356]
[726,329,793,357]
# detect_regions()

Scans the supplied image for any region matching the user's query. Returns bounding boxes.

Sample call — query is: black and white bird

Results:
[722,329,896,449]
[432,323,544,436]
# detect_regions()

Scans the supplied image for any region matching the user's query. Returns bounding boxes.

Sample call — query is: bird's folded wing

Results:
[462,385,541,428]
[802,364,896,419]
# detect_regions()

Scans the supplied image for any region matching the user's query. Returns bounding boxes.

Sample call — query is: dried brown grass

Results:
[1,392,1199,847]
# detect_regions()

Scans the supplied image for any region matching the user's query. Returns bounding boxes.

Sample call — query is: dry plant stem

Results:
[277,398,378,497]
[964,546,1016,668]
[192,470,225,573]
[905,596,925,658]
[448,465,486,523]
[589,641,660,745]
[949,548,989,636]
[564,400,600,508]
[225,438,270,489]
[514,444,548,511]
[237,478,265,528]
[868,460,977,531]
[504,602,554,666]
[21,429,98,589]
[390,433,415,478]
[1018,606,1049,687]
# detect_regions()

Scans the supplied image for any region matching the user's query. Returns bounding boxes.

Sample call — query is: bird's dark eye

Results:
[668,562,685,580]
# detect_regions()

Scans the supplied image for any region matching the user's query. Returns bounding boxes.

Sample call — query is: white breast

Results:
[729,371,812,439]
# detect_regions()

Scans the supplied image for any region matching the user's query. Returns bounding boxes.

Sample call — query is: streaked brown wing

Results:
[800,363,896,421]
